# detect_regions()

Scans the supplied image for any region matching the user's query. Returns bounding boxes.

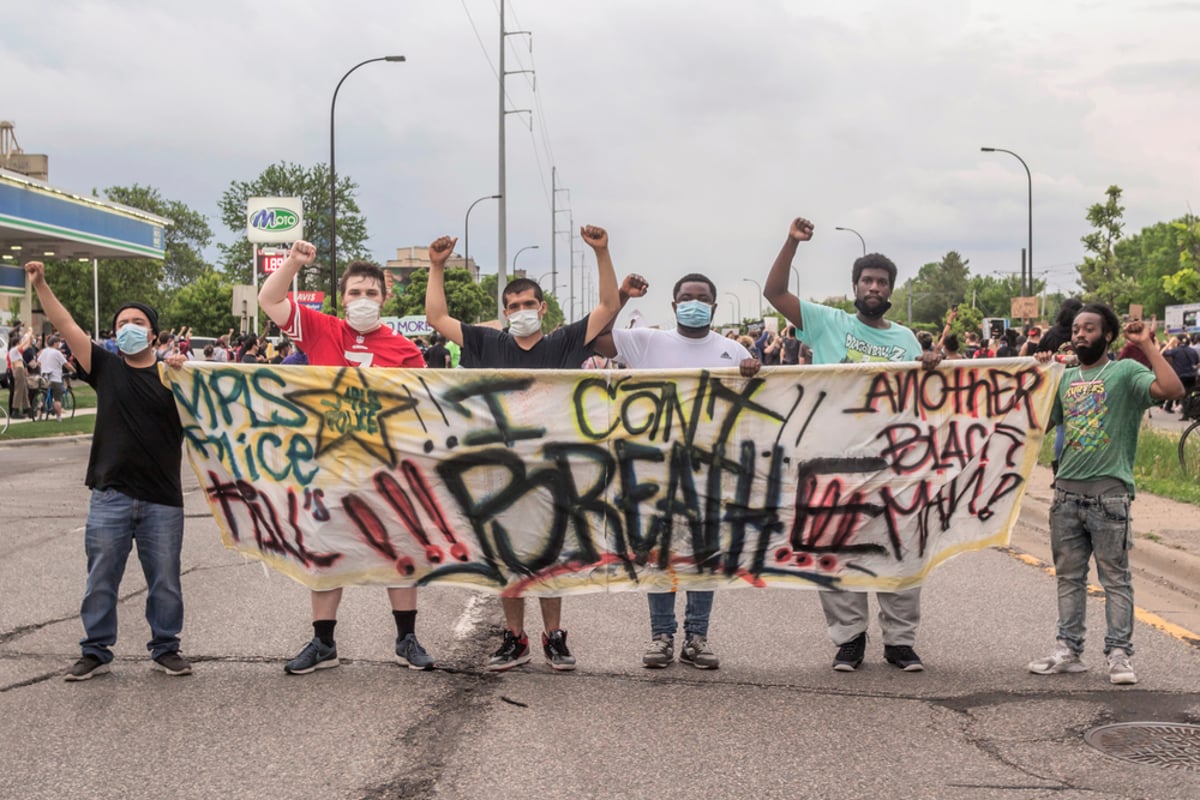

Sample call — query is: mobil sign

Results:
[247,196,304,243]
[382,316,434,338]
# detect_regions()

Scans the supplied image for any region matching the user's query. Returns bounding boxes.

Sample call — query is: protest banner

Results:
[161,360,1062,596]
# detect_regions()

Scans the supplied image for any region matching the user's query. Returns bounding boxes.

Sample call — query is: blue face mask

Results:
[675,300,713,329]
[116,323,150,356]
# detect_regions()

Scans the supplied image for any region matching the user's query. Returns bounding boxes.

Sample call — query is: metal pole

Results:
[513,245,539,272]
[723,292,741,324]
[496,1,507,320]
[464,194,500,282]
[791,267,800,299]
[330,55,405,313]
[981,147,1033,297]
[742,278,763,319]
[551,166,557,303]
[92,258,99,339]
[835,226,867,255]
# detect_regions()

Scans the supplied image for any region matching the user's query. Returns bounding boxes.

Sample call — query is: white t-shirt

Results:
[37,347,69,382]
[611,328,753,369]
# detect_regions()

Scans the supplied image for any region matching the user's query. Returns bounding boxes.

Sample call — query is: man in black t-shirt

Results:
[425,225,620,671]
[25,260,191,682]
[423,334,450,368]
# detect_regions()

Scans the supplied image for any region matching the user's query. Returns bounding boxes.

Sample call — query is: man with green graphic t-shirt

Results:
[763,216,940,674]
[1029,304,1182,686]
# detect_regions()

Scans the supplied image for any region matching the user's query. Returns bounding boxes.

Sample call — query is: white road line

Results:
[452,593,488,639]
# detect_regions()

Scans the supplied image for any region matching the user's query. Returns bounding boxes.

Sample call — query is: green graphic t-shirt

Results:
[795,299,922,365]
[1050,358,1156,496]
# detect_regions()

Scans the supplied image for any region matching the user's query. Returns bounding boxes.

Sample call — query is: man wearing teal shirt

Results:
[764,216,938,673]
[1029,304,1182,685]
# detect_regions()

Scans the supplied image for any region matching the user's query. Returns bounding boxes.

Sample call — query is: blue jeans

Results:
[80,489,185,662]
[648,591,713,638]
[1049,488,1134,656]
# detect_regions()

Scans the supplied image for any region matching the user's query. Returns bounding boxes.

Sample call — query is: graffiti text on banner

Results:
[161,360,1062,595]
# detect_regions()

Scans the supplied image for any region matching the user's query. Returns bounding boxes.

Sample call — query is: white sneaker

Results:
[1028,642,1088,675]
[1107,648,1137,685]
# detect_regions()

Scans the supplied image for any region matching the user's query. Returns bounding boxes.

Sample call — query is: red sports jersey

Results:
[283,302,424,368]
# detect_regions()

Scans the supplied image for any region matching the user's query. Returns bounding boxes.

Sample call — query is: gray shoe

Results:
[642,634,674,669]
[1028,642,1087,675]
[285,637,339,675]
[65,654,109,682]
[152,651,193,676]
[679,636,719,669]
[1107,648,1137,685]
[395,633,434,670]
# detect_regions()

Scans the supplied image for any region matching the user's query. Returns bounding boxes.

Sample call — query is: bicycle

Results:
[0,404,8,435]
[1178,385,1200,474]
[32,374,77,422]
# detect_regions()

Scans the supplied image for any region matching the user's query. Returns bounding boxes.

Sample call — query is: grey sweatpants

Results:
[819,587,921,647]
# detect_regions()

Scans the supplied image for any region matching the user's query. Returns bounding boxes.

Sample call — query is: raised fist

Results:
[428,235,457,266]
[621,274,648,298]
[581,225,608,250]
[790,218,814,242]
[288,240,317,265]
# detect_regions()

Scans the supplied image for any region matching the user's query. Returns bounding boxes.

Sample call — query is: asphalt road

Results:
[1,440,1198,800]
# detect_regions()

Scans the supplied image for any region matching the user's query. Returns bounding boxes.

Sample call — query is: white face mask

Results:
[507,309,542,338]
[345,298,382,333]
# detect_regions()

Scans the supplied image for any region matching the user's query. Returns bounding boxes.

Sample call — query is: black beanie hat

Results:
[112,302,160,337]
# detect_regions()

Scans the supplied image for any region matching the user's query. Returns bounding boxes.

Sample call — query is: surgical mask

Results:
[675,300,713,329]
[854,297,893,319]
[116,323,150,355]
[507,309,542,338]
[345,298,382,333]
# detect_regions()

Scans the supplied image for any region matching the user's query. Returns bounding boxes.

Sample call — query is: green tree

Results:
[163,270,238,334]
[1078,185,1135,308]
[104,184,213,290]
[889,252,970,326]
[216,162,368,292]
[1161,214,1200,302]
[386,268,490,323]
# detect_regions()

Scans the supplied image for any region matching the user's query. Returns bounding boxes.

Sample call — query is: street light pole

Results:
[513,244,539,272]
[330,55,405,312]
[742,278,763,319]
[723,292,742,325]
[834,226,867,256]
[464,194,501,281]
[981,146,1033,297]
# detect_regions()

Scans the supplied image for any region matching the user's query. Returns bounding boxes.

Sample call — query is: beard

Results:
[1074,338,1110,366]
[854,296,892,319]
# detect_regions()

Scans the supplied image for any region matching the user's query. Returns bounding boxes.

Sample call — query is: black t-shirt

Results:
[424,344,449,368]
[1038,325,1072,354]
[781,338,801,365]
[460,315,594,369]
[81,343,184,507]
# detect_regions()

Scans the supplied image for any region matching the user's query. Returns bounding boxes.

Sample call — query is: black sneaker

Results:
[833,632,867,672]
[486,630,531,672]
[64,654,109,682]
[152,651,194,676]
[883,644,925,672]
[542,629,577,671]
[284,637,339,675]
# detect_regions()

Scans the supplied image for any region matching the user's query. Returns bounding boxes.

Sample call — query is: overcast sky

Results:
[4,0,1199,327]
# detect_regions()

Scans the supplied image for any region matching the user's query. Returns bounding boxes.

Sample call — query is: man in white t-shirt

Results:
[594,273,760,670]
[37,336,71,421]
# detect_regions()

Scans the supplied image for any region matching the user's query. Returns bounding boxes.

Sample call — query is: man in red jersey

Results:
[259,239,434,675]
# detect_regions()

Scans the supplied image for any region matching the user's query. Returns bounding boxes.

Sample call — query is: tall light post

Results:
[791,267,800,299]
[742,278,764,320]
[513,244,539,273]
[834,226,867,256]
[723,292,742,325]
[464,194,501,281]
[981,146,1033,297]
[330,55,405,312]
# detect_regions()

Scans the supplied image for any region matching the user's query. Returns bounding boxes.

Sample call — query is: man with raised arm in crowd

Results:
[25,260,191,681]
[1029,307,1182,685]
[592,272,761,670]
[425,225,621,672]
[259,240,435,675]
[763,216,940,673]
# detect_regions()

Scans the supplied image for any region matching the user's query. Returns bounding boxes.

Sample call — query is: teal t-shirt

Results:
[1050,358,1156,496]
[795,300,922,365]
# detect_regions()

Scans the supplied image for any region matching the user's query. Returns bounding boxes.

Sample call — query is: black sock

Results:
[313,619,337,646]
[394,610,417,638]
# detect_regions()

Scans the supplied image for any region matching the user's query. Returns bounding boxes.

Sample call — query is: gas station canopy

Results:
[0,167,169,296]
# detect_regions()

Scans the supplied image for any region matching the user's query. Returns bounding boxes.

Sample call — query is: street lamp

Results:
[330,55,405,312]
[834,226,867,256]
[723,292,742,325]
[513,245,539,271]
[464,194,501,281]
[981,146,1033,297]
[742,278,763,320]
[791,266,800,299]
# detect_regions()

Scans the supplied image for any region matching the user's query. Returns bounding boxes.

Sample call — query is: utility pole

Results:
[497,7,532,320]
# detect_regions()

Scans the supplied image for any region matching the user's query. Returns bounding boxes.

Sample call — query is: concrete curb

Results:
[0,433,93,448]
